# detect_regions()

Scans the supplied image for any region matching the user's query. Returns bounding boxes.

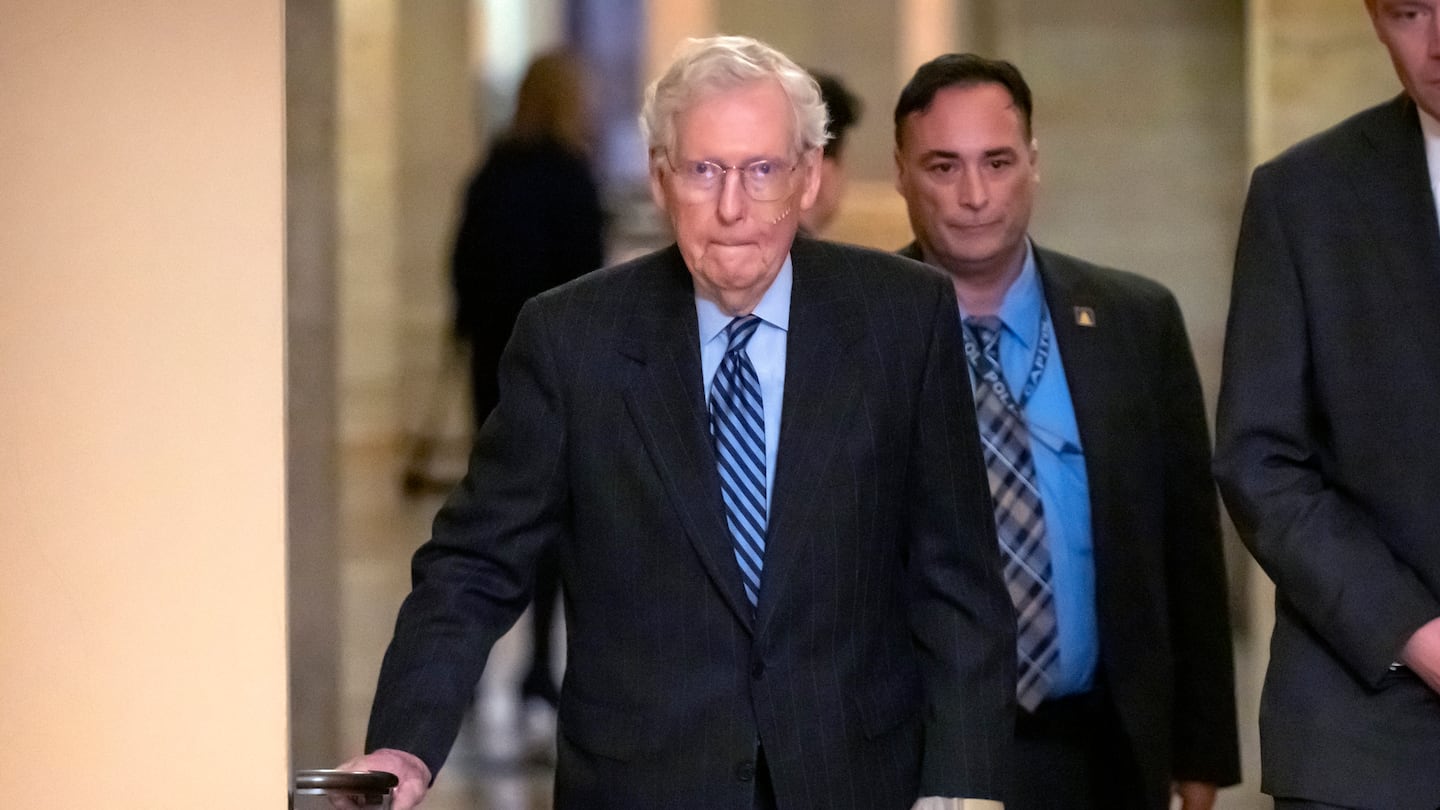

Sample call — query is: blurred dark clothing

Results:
[452,135,605,428]
[1008,684,1145,810]
[450,134,602,710]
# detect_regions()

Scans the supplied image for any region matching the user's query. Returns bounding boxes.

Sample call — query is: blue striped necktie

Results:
[709,315,767,609]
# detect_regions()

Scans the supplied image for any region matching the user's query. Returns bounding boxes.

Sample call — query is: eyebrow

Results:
[918,146,1018,161]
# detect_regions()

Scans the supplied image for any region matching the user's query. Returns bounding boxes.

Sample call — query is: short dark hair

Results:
[810,70,863,159]
[893,53,1033,145]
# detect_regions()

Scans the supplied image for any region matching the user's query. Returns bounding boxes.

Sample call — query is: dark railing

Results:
[292,769,397,808]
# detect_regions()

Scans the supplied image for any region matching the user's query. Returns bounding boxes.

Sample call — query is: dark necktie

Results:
[964,315,1059,711]
[709,315,767,609]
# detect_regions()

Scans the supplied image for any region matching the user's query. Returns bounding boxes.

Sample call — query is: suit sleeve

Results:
[365,297,571,777]
[907,279,1016,800]
[1151,291,1241,785]
[1214,164,1440,687]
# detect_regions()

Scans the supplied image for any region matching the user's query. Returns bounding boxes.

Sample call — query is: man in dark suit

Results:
[339,36,1014,810]
[893,54,1240,810]
[1213,2,1440,807]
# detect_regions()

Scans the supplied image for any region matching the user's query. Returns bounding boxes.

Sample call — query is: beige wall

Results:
[1248,0,1400,164]
[0,2,288,806]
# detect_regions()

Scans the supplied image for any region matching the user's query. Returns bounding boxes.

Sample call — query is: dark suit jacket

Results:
[901,242,1242,806]
[367,236,1016,809]
[1215,94,1440,808]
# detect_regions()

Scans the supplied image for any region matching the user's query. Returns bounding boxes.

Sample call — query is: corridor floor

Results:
[339,443,556,810]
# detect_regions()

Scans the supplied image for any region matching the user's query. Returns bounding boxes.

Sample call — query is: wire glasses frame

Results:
[666,156,800,202]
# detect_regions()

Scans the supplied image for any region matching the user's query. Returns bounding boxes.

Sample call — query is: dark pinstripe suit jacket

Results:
[366,236,1016,809]
[900,241,1242,807]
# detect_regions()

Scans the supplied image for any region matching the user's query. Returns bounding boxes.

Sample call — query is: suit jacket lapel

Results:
[1349,95,1440,376]
[619,247,755,633]
[755,238,865,635]
[1035,249,1123,573]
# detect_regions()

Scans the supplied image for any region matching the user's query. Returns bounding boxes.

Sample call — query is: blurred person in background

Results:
[449,49,604,723]
[894,53,1240,810]
[799,70,862,236]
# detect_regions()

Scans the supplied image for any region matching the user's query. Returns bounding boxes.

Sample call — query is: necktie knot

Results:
[725,314,762,354]
[964,315,1004,354]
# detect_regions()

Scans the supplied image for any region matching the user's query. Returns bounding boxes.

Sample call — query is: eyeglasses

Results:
[667,157,799,202]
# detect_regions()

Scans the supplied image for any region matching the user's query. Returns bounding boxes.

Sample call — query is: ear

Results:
[797,147,824,211]
[893,148,906,195]
[1029,137,1040,184]
[647,152,669,214]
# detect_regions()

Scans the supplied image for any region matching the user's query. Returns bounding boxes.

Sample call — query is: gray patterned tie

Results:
[709,315,767,609]
[964,315,1059,711]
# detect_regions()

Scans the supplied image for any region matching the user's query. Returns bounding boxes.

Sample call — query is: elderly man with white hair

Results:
[341,35,1013,810]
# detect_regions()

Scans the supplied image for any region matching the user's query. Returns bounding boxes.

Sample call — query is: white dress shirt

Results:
[1421,105,1440,235]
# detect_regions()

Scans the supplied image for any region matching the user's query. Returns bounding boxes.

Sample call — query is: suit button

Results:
[735,760,756,782]
[751,660,765,680]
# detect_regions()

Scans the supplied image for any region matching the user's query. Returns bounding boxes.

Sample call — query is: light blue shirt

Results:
[961,241,1098,697]
[697,256,791,507]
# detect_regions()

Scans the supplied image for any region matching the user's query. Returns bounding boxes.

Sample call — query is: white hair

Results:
[639,35,830,162]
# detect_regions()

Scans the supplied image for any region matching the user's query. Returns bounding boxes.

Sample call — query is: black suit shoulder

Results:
[525,245,686,332]
[790,236,961,362]
[537,243,680,298]
[1251,95,1417,195]
[1265,95,1405,167]
[793,235,949,292]
[1034,246,1182,318]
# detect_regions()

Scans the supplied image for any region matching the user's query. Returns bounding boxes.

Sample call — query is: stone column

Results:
[396,0,478,460]
[336,0,475,461]
[287,0,341,771]
[338,0,402,449]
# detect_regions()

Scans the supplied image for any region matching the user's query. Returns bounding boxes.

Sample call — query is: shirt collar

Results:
[959,239,1041,349]
[696,254,794,344]
[1421,106,1440,200]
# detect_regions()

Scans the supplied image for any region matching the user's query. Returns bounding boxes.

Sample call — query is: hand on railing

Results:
[328,749,430,810]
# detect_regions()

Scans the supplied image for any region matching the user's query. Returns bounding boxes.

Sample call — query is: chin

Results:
[706,261,769,288]
[700,253,779,293]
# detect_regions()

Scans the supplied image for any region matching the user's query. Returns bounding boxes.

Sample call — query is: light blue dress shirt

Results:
[961,241,1098,697]
[697,256,791,507]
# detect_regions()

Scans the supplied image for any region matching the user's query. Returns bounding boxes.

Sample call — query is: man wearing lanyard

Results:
[894,54,1240,810]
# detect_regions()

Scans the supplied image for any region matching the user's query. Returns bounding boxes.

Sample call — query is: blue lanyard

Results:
[962,306,1052,414]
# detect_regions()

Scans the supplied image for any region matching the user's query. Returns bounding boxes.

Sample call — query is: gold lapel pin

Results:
[1074,306,1096,327]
